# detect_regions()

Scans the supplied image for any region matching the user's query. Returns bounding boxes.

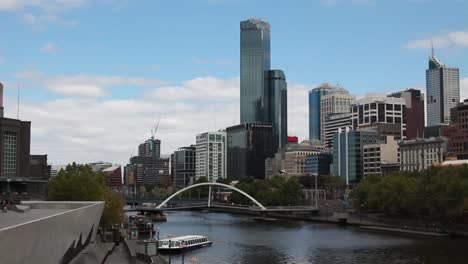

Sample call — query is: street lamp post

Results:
[313,173,318,209]
[325,203,329,221]
[168,239,172,264]
[360,204,364,225]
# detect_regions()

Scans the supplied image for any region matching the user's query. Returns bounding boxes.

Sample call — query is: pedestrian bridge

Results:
[124,181,318,214]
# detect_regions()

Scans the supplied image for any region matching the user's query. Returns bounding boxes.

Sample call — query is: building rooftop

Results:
[0,201,102,231]
[102,165,120,172]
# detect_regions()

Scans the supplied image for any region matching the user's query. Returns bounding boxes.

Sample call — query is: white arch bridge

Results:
[125,182,318,214]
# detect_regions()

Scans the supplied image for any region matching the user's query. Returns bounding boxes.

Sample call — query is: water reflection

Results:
[150,211,467,264]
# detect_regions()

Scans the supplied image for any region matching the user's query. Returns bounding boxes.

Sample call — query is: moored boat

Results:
[158,235,212,253]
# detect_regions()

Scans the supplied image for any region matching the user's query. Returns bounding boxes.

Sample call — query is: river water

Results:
[150,211,467,264]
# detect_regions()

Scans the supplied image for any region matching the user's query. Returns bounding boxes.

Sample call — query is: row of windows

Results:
[3,132,17,174]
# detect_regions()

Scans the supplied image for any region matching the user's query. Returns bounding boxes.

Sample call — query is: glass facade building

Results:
[426,53,460,127]
[240,19,271,123]
[305,153,332,176]
[173,145,196,188]
[265,70,287,148]
[227,123,275,180]
[308,84,334,141]
[332,128,379,184]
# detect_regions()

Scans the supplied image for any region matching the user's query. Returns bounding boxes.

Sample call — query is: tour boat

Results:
[158,235,212,253]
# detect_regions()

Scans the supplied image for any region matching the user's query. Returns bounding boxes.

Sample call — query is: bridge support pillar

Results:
[208,185,212,208]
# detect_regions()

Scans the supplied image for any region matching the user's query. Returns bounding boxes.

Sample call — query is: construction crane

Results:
[150,118,160,139]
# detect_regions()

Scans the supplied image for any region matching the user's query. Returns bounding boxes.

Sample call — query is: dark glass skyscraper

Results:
[308,84,333,141]
[265,70,287,148]
[227,123,275,180]
[240,19,271,123]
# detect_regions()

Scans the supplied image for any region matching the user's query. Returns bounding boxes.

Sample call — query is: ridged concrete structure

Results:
[0,201,104,264]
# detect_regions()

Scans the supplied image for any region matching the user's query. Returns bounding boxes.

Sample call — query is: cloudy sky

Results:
[0,0,467,166]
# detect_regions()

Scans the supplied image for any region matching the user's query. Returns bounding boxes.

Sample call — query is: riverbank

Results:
[202,206,468,238]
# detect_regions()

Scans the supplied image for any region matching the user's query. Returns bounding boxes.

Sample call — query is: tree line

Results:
[351,165,468,219]
[48,163,124,228]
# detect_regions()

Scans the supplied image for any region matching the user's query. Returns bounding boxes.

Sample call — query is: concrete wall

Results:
[0,201,104,264]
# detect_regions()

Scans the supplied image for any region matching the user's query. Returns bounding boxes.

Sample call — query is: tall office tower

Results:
[320,88,354,142]
[173,145,196,188]
[227,123,275,180]
[389,89,425,139]
[426,50,460,127]
[138,137,161,159]
[240,19,271,123]
[195,131,227,182]
[351,94,406,139]
[324,113,352,148]
[332,128,380,185]
[265,70,288,148]
[308,83,338,141]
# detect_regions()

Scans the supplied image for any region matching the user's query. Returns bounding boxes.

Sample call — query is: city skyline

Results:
[1,0,468,165]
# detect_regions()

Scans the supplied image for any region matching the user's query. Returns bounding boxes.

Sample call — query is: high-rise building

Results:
[351,94,406,139]
[173,145,196,188]
[389,89,425,139]
[332,128,380,184]
[426,50,460,127]
[138,137,161,159]
[324,113,352,148]
[443,99,468,159]
[196,131,227,182]
[130,156,170,185]
[309,83,334,141]
[227,123,275,180]
[240,19,286,150]
[399,137,447,172]
[265,70,288,148]
[240,19,270,124]
[320,88,354,142]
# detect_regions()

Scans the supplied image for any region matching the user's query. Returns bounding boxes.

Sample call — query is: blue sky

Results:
[0,0,467,165]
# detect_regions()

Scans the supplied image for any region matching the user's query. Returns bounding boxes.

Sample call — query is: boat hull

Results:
[158,242,212,253]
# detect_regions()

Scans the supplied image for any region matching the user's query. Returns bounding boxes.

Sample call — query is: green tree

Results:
[48,163,124,227]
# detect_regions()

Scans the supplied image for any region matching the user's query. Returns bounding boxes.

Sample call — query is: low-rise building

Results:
[102,165,122,192]
[362,136,399,177]
[305,153,332,176]
[282,141,320,177]
[444,99,468,159]
[399,137,447,172]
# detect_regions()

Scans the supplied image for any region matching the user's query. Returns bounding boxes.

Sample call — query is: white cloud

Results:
[404,30,468,50]
[0,0,87,27]
[40,42,58,53]
[3,75,312,165]
[15,71,167,97]
[150,76,239,101]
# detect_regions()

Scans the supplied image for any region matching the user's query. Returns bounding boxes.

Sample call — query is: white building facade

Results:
[195,131,227,182]
[399,137,447,172]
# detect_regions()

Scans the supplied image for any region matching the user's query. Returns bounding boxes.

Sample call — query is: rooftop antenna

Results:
[431,41,435,57]
[17,84,20,119]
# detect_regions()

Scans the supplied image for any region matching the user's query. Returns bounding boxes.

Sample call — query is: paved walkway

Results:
[105,243,142,264]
